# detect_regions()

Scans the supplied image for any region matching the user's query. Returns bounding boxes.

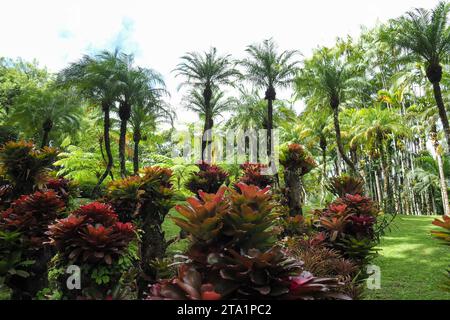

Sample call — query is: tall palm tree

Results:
[174,47,239,161]
[408,151,450,215]
[227,87,297,131]
[351,105,410,211]
[241,39,299,166]
[296,109,331,183]
[387,1,450,151]
[59,50,122,192]
[296,47,361,175]
[130,97,173,174]
[116,54,167,177]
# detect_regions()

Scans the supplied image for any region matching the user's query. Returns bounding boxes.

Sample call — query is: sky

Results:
[0,0,441,128]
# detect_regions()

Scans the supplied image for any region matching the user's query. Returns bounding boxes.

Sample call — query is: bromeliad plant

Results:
[47,202,137,299]
[186,162,229,195]
[0,141,58,197]
[238,163,274,189]
[0,190,65,299]
[104,166,175,297]
[317,192,381,265]
[279,143,317,217]
[148,183,347,300]
[44,177,72,206]
[326,174,365,197]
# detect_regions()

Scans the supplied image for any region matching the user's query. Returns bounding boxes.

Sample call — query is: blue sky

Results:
[0,0,441,127]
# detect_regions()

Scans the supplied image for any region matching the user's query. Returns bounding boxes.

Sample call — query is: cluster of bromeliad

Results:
[0,140,390,300]
[146,183,349,300]
[0,141,173,299]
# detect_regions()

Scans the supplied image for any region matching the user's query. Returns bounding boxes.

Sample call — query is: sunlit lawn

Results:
[365,215,450,300]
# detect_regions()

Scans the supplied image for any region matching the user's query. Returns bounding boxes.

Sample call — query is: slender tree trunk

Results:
[379,137,392,213]
[133,130,141,175]
[321,144,327,202]
[119,103,131,178]
[375,171,383,204]
[428,63,450,152]
[320,136,327,181]
[201,86,213,162]
[431,125,450,216]
[41,119,53,148]
[99,136,106,164]
[332,105,358,176]
[202,115,213,163]
[265,86,278,183]
[92,103,114,196]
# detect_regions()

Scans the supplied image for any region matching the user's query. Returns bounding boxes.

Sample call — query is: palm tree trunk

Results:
[375,171,383,204]
[431,124,450,216]
[432,82,450,153]
[379,136,392,213]
[41,119,53,148]
[201,87,213,162]
[119,103,131,178]
[265,86,277,182]
[332,106,358,176]
[133,131,141,175]
[202,115,213,163]
[92,104,114,196]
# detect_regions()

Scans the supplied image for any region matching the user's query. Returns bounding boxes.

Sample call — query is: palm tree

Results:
[116,55,168,177]
[241,39,299,166]
[387,1,450,151]
[174,48,239,161]
[296,109,331,184]
[59,50,122,192]
[351,105,410,211]
[430,123,450,215]
[408,151,450,215]
[130,97,173,174]
[227,87,297,131]
[296,47,361,175]
[8,85,81,147]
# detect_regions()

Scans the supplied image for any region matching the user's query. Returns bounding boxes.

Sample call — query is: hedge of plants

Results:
[0,141,393,300]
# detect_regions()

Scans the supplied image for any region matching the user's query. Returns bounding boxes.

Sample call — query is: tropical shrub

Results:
[0,141,58,196]
[0,230,33,296]
[326,174,365,197]
[47,202,137,299]
[280,143,316,174]
[104,166,175,297]
[0,190,65,299]
[286,237,361,299]
[44,177,72,206]
[238,163,273,189]
[0,126,18,146]
[316,193,381,265]
[185,162,229,195]
[148,183,347,300]
[146,265,221,300]
[104,176,141,222]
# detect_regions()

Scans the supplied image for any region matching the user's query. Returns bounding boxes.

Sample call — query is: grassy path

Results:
[164,212,450,300]
[365,215,450,300]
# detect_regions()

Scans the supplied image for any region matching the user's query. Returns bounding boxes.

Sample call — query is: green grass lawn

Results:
[163,207,189,255]
[365,215,450,300]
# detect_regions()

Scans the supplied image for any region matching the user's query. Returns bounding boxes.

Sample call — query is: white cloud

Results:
[0,0,441,127]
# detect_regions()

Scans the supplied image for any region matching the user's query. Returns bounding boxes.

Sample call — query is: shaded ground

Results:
[365,215,450,300]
